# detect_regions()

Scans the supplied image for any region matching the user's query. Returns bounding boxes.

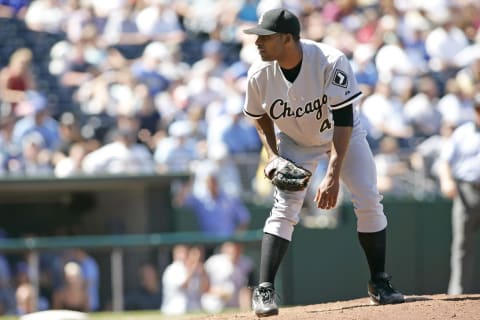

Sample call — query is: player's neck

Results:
[277,43,303,69]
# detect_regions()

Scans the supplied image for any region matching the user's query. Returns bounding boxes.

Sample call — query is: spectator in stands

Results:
[202,242,255,313]
[410,120,458,185]
[11,91,60,151]
[14,283,34,315]
[13,131,54,176]
[403,75,443,140]
[58,40,98,94]
[102,1,149,60]
[154,119,198,173]
[0,0,28,18]
[375,23,419,86]
[82,127,155,175]
[360,81,414,149]
[124,262,162,311]
[54,142,88,178]
[52,112,85,162]
[52,261,89,312]
[0,114,19,176]
[455,56,480,90]
[130,43,171,97]
[13,261,49,312]
[374,136,411,195]
[161,244,209,316]
[191,40,228,79]
[437,77,476,128]
[0,230,15,315]
[135,0,185,45]
[351,44,378,89]
[175,0,221,53]
[24,0,66,34]
[189,139,243,199]
[425,7,469,88]
[0,47,36,116]
[173,171,251,237]
[135,84,162,149]
[64,249,100,311]
[207,98,261,156]
[63,0,96,45]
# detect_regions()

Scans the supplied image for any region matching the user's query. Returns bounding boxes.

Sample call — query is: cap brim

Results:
[243,27,277,35]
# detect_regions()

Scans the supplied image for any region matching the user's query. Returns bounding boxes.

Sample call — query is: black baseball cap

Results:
[243,8,300,37]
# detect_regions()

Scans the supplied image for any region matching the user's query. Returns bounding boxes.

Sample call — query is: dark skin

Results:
[252,33,353,210]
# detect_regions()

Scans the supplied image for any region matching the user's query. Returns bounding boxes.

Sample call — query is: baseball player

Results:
[242,8,405,317]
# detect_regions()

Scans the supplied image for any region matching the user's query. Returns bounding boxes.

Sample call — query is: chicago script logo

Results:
[269,95,328,120]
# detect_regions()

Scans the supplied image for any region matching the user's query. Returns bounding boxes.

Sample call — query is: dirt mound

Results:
[192,294,480,320]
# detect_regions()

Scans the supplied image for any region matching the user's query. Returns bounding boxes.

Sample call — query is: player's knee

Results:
[356,212,387,233]
[267,190,305,240]
[264,216,296,241]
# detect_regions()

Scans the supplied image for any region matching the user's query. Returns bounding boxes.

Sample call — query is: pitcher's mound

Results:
[192,294,480,320]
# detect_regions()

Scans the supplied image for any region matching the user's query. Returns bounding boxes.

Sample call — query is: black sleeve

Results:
[332,104,353,127]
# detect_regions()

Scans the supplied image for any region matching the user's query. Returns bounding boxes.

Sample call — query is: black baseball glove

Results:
[264,156,312,191]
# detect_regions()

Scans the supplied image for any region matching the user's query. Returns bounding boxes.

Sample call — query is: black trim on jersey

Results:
[330,92,362,109]
[243,109,264,119]
[332,104,353,127]
[281,59,302,83]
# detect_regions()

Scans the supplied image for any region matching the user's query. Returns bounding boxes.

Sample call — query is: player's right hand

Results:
[314,176,340,209]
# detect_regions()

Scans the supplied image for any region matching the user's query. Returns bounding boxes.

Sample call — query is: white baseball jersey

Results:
[243,39,362,147]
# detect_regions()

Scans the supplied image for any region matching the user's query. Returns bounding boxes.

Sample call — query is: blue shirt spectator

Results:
[0,0,28,17]
[176,173,251,237]
[207,99,262,156]
[130,43,171,96]
[67,249,100,312]
[12,92,60,151]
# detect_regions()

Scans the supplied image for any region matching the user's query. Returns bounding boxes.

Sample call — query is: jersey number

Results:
[319,119,332,132]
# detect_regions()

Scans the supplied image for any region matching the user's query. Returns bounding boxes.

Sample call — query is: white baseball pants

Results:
[264,127,388,241]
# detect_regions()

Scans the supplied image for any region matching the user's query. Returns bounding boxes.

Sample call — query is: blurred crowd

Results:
[0,239,255,316]
[0,0,480,199]
[0,245,100,316]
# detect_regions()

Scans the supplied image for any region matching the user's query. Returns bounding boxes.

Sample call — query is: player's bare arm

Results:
[253,114,278,160]
[315,125,352,209]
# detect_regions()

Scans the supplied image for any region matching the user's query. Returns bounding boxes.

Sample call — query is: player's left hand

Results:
[314,176,340,209]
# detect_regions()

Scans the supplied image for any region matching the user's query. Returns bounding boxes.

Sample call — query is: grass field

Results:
[0,309,240,320]
[0,311,201,320]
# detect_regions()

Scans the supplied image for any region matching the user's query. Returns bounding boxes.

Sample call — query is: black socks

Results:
[258,229,385,287]
[358,228,386,280]
[259,232,290,287]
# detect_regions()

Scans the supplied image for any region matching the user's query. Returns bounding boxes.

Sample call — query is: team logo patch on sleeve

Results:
[332,69,348,88]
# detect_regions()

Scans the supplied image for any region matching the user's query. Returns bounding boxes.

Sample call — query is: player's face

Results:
[255,34,286,61]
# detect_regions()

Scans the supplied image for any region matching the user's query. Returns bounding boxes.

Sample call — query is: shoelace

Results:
[377,278,399,293]
[253,286,281,303]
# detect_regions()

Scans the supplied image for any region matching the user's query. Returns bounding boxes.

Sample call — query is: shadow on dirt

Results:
[406,294,480,303]
[441,295,480,302]
[304,294,480,315]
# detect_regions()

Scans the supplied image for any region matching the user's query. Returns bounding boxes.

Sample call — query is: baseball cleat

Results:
[368,272,405,305]
[252,283,279,317]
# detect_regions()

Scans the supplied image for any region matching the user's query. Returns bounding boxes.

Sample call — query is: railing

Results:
[0,230,264,312]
